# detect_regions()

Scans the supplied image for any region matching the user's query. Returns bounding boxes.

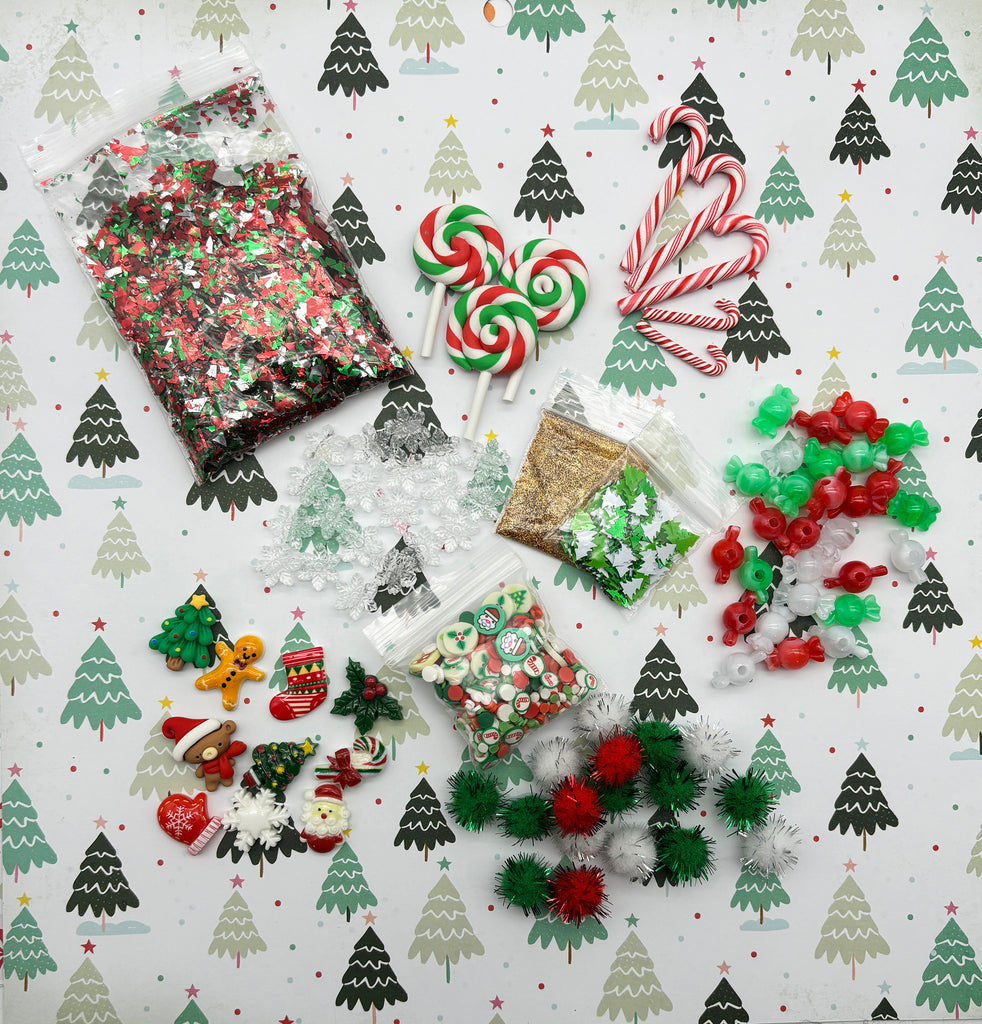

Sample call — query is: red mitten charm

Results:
[157,792,223,855]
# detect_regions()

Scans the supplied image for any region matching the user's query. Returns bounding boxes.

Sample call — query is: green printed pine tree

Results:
[654,199,709,273]
[632,639,698,721]
[507,0,585,53]
[408,872,484,982]
[332,186,384,267]
[828,626,887,707]
[77,161,126,230]
[709,0,763,20]
[55,959,122,1024]
[208,891,266,967]
[573,22,649,127]
[91,510,151,587]
[943,654,982,756]
[461,745,533,791]
[903,563,963,643]
[0,594,52,695]
[814,874,889,979]
[369,664,430,757]
[756,155,814,230]
[890,16,968,118]
[791,0,864,74]
[723,282,790,369]
[425,130,480,202]
[77,297,121,359]
[336,926,408,1016]
[514,141,584,232]
[699,978,750,1024]
[915,918,982,1016]
[942,144,982,224]
[528,858,608,963]
[268,621,314,690]
[318,13,389,110]
[389,0,464,65]
[905,268,982,370]
[830,96,891,174]
[461,438,512,520]
[186,453,277,519]
[601,312,676,396]
[129,712,196,800]
[66,385,139,477]
[317,843,377,922]
[0,343,37,418]
[596,929,672,1018]
[749,728,800,799]
[190,0,249,53]
[2,778,58,881]
[175,999,208,1024]
[66,832,140,930]
[34,36,110,123]
[0,433,61,540]
[394,777,455,861]
[812,361,850,412]
[61,636,141,740]
[819,202,874,277]
[828,753,898,850]
[3,905,57,991]
[731,867,790,927]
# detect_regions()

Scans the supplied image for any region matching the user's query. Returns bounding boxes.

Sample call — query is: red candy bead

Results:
[764,635,825,671]
[711,525,744,585]
[721,591,757,647]
[748,496,787,542]
[792,409,852,445]
[806,467,851,519]
[824,559,888,593]
[778,516,823,557]
[830,391,889,442]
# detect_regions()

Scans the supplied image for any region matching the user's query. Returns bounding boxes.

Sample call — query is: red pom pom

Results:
[548,864,608,924]
[591,732,645,788]
[551,776,605,837]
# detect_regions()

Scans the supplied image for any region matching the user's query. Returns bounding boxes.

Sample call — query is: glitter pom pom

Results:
[575,691,633,742]
[446,767,503,832]
[527,736,585,791]
[677,716,739,779]
[591,731,645,788]
[495,854,552,915]
[647,763,704,815]
[715,769,777,834]
[743,813,801,877]
[630,719,682,772]
[551,776,605,838]
[559,825,610,862]
[498,792,555,843]
[548,863,608,924]
[604,823,657,882]
[654,824,716,886]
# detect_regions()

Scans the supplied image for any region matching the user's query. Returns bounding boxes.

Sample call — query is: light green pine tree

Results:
[790,0,864,74]
[528,858,608,963]
[33,36,110,124]
[54,958,122,1023]
[819,202,874,277]
[208,891,267,967]
[369,663,430,757]
[749,729,801,798]
[814,875,889,979]
[600,313,676,396]
[596,929,672,1018]
[190,0,249,52]
[129,712,196,801]
[0,345,37,417]
[91,511,150,587]
[0,594,52,695]
[942,654,982,756]
[389,0,464,61]
[77,297,120,359]
[316,844,377,922]
[756,155,814,231]
[573,23,648,125]
[408,872,484,982]
[424,130,480,202]
[0,434,61,540]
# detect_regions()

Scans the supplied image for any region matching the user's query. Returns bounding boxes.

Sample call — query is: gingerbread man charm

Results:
[195,636,265,710]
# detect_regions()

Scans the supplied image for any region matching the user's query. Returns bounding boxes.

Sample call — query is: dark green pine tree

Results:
[332,186,384,267]
[632,639,698,721]
[317,13,389,110]
[76,161,126,230]
[375,365,444,437]
[514,141,584,232]
[507,0,585,53]
[65,832,140,929]
[370,536,430,614]
[185,453,277,520]
[551,381,588,424]
[660,73,746,168]
[723,282,790,369]
[871,996,899,1020]
[699,977,749,1024]
[394,777,455,861]
[335,926,408,1014]
[65,385,139,477]
[968,409,982,463]
[215,787,308,878]
[903,562,963,641]
[830,95,891,174]
[941,143,982,224]
[828,753,898,851]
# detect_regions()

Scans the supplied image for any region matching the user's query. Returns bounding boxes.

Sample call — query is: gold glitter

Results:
[496,411,647,564]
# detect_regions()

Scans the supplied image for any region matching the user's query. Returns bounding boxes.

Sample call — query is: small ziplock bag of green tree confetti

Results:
[22,43,408,483]
[544,378,737,613]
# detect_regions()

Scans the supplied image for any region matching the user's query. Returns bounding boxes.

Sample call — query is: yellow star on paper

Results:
[445,114,458,127]
[343,827,352,838]
[189,593,209,610]
[971,636,982,648]
[416,760,430,775]
[301,738,316,756]
[159,696,173,709]
[401,346,413,359]
[827,346,840,359]
[17,893,31,906]
[484,429,497,442]
[838,189,852,203]
[95,367,110,381]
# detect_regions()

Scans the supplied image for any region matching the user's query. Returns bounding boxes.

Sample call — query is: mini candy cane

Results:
[640,297,740,332]
[621,106,708,274]
[626,154,747,295]
[413,204,505,358]
[634,322,728,376]
[499,239,590,402]
[446,284,538,441]
[617,214,769,315]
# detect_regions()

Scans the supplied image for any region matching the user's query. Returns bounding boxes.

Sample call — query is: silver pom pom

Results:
[743,813,801,877]
[604,823,656,882]
[575,691,633,742]
[677,717,739,779]
[526,737,585,791]
[559,824,609,862]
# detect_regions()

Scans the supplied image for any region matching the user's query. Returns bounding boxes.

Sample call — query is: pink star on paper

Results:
[363,910,377,925]
[341,172,355,186]
[93,816,108,829]
[692,56,706,70]
[490,996,504,1009]
[169,66,182,79]
[946,901,958,915]
[653,395,666,408]
[193,568,208,582]
[8,763,22,776]
[12,418,26,431]
[0,330,12,343]
[264,99,276,112]
[718,961,731,974]
[776,141,789,155]
[344,0,357,9]
[966,126,978,140]
[230,874,245,888]
[654,623,667,636]
[290,606,306,620]
[935,251,949,264]
[843,858,857,872]
[925,548,937,560]
[185,984,200,998]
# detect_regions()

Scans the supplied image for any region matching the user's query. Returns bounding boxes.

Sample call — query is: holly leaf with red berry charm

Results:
[331,658,404,735]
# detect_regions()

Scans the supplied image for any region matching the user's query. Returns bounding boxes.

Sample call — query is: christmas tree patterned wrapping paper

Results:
[1,2,982,1022]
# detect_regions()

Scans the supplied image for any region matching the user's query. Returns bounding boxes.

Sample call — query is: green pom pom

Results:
[498,793,554,842]
[714,768,776,833]
[495,854,552,914]
[630,719,682,772]
[654,824,716,886]
[596,779,640,818]
[446,768,502,832]
[647,764,704,815]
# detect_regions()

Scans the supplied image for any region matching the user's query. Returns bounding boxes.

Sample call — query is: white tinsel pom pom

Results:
[743,813,801,877]
[559,824,609,862]
[604,822,656,882]
[677,717,739,779]
[575,691,633,742]
[526,737,585,791]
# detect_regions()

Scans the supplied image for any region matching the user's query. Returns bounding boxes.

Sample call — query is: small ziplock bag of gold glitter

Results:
[364,543,600,768]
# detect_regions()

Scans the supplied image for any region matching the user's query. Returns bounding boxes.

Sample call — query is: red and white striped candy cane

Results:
[626,154,746,295]
[617,214,769,315]
[620,106,708,275]
[640,297,740,332]
[636,323,729,377]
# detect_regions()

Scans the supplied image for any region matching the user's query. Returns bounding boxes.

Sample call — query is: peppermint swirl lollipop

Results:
[446,284,538,441]
[413,204,505,357]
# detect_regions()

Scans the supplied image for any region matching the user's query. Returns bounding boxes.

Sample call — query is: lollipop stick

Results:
[463,370,492,441]
[421,281,447,358]
[502,365,526,403]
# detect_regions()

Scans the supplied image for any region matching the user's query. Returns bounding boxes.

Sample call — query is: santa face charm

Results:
[300,782,350,853]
